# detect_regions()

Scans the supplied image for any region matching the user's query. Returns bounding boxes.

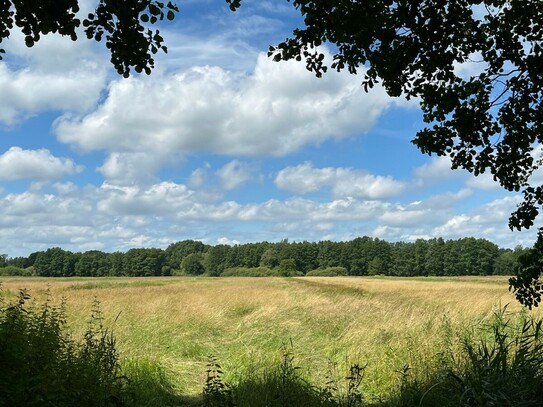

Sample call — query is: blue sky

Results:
[0,0,538,257]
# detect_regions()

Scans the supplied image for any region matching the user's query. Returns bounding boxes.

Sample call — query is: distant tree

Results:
[260,247,279,269]
[236,243,266,268]
[203,245,231,276]
[316,241,341,269]
[108,252,125,276]
[293,242,319,273]
[413,239,428,276]
[0,254,6,268]
[75,251,110,277]
[345,236,375,275]
[425,238,445,276]
[494,249,519,276]
[33,248,68,277]
[62,252,80,277]
[181,253,205,275]
[6,256,32,269]
[278,258,297,276]
[124,248,166,276]
[367,257,386,276]
[391,242,416,277]
[165,240,208,270]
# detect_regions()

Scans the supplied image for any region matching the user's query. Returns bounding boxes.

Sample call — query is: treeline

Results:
[0,237,528,277]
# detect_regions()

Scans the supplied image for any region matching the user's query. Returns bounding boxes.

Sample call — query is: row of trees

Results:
[2,237,528,278]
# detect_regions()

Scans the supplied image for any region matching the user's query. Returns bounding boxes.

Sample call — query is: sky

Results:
[0,0,539,257]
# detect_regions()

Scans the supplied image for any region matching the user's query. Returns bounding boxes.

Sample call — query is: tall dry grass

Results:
[0,275,527,399]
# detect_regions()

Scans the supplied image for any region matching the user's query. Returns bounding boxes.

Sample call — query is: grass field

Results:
[0,276,531,403]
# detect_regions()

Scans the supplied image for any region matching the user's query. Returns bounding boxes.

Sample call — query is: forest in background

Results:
[0,237,528,278]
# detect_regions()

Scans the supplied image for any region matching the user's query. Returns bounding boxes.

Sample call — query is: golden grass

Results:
[0,275,531,397]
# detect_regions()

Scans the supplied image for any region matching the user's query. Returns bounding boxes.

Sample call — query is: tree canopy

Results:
[0,0,178,77]
[1,237,525,278]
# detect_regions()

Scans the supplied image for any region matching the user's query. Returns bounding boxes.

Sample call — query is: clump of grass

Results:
[0,288,183,407]
[121,357,186,406]
[0,289,128,406]
[203,345,366,407]
[389,306,543,407]
[453,306,543,406]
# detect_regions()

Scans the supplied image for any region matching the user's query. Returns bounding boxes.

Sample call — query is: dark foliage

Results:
[5,237,528,278]
[0,289,128,407]
[0,0,179,77]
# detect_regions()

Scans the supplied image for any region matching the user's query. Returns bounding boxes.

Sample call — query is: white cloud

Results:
[465,171,502,190]
[0,177,536,258]
[236,197,389,222]
[429,196,537,247]
[379,208,448,227]
[188,164,210,189]
[0,33,107,125]
[97,152,175,186]
[412,156,460,185]
[453,52,488,80]
[156,31,259,73]
[54,49,394,161]
[275,162,405,199]
[53,182,78,195]
[418,189,473,209]
[375,189,472,229]
[96,182,197,216]
[0,147,82,181]
[216,237,240,246]
[216,160,255,190]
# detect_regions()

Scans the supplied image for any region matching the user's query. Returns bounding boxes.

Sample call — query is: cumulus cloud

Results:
[54,49,394,161]
[236,197,389,222]
[429,196,537,247]
[0,176,537,257]
[379,207,449,227]
[188,164,210,189]
[0,33,107,125]
[97,182,197,216]
[0,147,82,181]
[412,156,460,185]
[216,237,240,246]
[97,152,174,186]
[216,160,256,190]
[274,162,405,199]
[465,171,501,190]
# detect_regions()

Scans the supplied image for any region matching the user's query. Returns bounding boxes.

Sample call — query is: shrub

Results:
[306,267,348,277]
[202,347,365,407]
[0,265,33,276]
[0,289,128,407]
[391,306,543,407]
[221,267,303,277]
[221,267,277,277]
[453,307,543,406]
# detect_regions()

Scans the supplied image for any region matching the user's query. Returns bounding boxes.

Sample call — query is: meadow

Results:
[0,276,538,405]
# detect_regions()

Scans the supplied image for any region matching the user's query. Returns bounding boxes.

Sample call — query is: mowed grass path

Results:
[0,276,526,399]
